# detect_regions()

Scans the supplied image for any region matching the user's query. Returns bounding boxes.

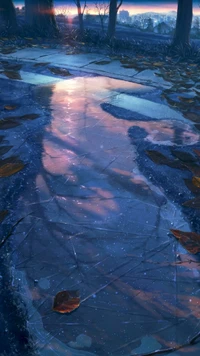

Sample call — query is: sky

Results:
[14,1,200,16]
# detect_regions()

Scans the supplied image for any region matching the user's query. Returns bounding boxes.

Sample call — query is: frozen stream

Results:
[1,74,200,356]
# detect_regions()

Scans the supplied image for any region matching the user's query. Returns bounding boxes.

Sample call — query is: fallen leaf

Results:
[0,119,20,130]
[4,105,18,111]
[192,177,200,188]
[3,71,22,80]
[0,146,12,156]
[146,150,183,169]
[178,97,195,104]
[20,114,40,120]
[0,159,25,177]
[53,290,80,314]
[171,229,200,254]
[171,150,196,163]
[182,197,200,209]
[49,67,71,77]
[94,60,111,65]
[184,179,200,194]
[0,210,8,223]
[33,62,50,67]
[153,62,164,67]
[3,64,22,71]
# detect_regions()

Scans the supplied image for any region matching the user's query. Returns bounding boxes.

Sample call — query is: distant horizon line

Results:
[14,2,200,16]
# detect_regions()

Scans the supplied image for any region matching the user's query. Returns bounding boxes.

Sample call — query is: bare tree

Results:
[74,0,87,32]
[25,0,58,36]
[172,0,193,47]
[0,0,17,30]
[95,1,109,32]
[107,0,123,39]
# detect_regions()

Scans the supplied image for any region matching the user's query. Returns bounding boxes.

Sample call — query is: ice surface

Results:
[0,69,199,356]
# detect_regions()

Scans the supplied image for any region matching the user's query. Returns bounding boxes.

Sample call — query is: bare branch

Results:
[116,0,123,12]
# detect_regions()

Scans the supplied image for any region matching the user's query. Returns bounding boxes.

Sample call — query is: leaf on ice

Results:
[170,229,200,254]
[184,179,200,194]
[4,105,18,111]
[33,62,50,67]
[171,150,196,163]
[0,158,25,177]
[192,177,200,188]
[94,60,111,65]
[49,67,71,77]
[0,146,12,156]
[3,71,22,80]
[0,210,8,223]
[145,150,183,169]
[0,119,20,130]
[20,114,40,120]
[182,197,200,209]
[53,290,80,314]
[3,64,22,71]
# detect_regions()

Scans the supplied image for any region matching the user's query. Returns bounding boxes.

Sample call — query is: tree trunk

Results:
[0,0,17,30]
[25,0,39,27]
[25,0,58,36]
[172,0,193,47]
[107,0,117,39]
[76,0,84,32]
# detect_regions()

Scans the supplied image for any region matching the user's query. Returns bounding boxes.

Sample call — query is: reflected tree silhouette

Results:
[7,76,200,355]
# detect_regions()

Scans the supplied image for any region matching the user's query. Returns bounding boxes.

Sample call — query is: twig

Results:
[138,331,200,356]
[0,214,30,249]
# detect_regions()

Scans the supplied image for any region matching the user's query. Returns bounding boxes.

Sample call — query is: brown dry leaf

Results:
[0,119,20,130]
[171,150,196,163]
[178,97,195,104]
[0,146,12,156]
[184,179,200,194]
[146,150,183,169]
[49,67,71,77]
[182,197,200,209]
[53,290,80,314]
[3,71,22,80]
[146,150,170,165]
[0,210,8,223]
[20,114,40,120]
[153,62,164,67]
[33,62,50,67]
[3,64,22,71]
[170,229,200,254]
[0,160,25,177]
[192,177,200,188]
[4,105,18,111]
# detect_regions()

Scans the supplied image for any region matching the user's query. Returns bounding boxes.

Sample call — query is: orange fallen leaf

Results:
[192,176,200,188]
[170,229,200,254]
[53,290,80,314]
[0,159,25,177]
[4,105,17,111]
